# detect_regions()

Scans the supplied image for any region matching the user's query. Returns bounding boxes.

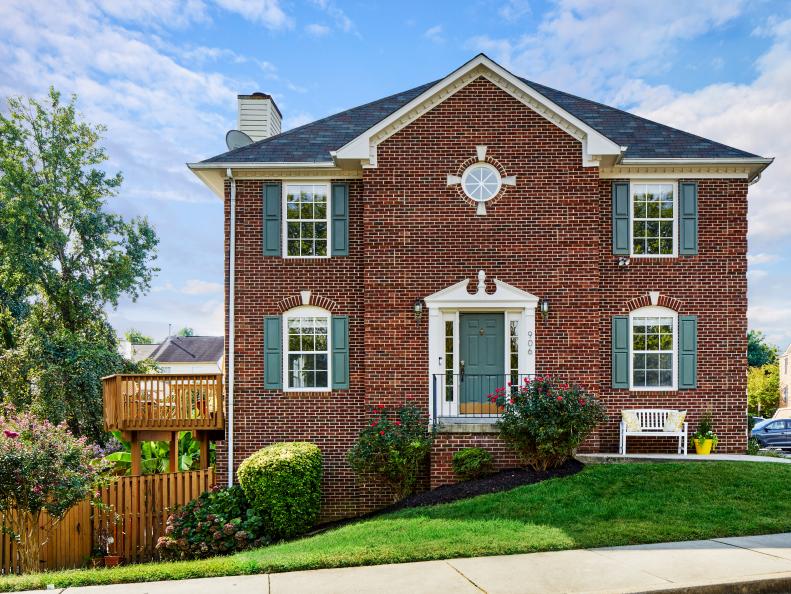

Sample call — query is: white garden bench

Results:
[619,409,688,455]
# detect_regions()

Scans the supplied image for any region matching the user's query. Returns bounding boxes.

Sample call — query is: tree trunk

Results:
[14,510,42,574]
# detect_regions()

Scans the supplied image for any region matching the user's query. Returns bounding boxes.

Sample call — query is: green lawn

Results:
[4,462,791,591]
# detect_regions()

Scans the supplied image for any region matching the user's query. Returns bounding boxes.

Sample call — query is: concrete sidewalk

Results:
[28,532,791,594]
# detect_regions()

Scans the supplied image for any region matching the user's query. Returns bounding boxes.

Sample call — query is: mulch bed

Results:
[389,458,584,511]
[311,459,583,535]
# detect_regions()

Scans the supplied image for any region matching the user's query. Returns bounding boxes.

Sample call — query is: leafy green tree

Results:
[0,88,159,442]
[176,327,195,337]
[748,330,778,368]
[748,364,780,416]
[124,328,154,345]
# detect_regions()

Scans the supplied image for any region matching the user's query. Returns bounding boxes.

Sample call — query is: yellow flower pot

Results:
[694,439,713,455]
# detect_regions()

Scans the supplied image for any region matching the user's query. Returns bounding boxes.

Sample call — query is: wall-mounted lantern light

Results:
[540,298,550,321]
[413,298,425,322]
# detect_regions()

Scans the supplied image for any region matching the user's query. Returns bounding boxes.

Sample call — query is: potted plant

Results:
[693,410,718,455]
[95,518,120,567]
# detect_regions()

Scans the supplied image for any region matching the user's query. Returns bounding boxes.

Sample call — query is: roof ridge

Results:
[520,77,760,159]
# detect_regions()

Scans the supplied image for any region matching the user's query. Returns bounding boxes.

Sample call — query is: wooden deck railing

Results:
[103,374,225,433]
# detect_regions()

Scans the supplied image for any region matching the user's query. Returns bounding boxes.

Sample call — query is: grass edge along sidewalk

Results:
[4,462,791,592]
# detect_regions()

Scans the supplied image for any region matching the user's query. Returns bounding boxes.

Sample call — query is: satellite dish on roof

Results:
[225,129,253,151]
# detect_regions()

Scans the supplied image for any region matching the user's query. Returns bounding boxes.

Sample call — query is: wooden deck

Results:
[102,373,225,433]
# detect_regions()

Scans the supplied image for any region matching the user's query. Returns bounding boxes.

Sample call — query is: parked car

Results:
[773,408,791,419]
[751,419,791,450]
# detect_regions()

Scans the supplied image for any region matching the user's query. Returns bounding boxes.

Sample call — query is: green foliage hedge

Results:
[452,447,494,481]
[237,442,322,539]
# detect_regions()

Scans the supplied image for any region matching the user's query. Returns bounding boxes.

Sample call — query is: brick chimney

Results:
[237,93,282,141]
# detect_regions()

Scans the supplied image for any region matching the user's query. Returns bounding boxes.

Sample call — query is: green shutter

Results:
[263,316,282,389]
[679,182,698,256]
[331,183,349,256]
[263,183,281,256]
[612,181,630,255]
[612,315,629,389]
[678,315,698,389]
[331,315,349,389]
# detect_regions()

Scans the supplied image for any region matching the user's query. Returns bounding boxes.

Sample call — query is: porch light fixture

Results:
[413,298,425,322]
[540,299,550,321]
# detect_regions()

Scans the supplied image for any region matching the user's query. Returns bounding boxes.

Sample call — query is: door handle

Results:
[460,360,465,381]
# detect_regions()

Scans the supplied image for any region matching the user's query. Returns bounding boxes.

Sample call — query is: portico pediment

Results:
[424,270,539,310]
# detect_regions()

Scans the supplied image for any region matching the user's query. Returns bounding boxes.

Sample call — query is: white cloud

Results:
[309,0,354,34]
[469,0,744,98]
[182,279,223,295]
[213,0,292,29]
[424,25,445,45]
[95,0,210,29]
[748,253,782,265]
[306,23,330,37]
[499,0,531,22]
[629,19,791,245]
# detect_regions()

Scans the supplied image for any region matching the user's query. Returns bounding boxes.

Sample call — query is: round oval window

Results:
[461,162,502,202]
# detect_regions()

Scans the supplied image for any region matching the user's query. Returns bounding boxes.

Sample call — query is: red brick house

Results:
[189,55,772,520]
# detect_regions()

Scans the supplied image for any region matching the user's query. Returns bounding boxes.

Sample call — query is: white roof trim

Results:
[425,270,539,310]
[334,54,622,168]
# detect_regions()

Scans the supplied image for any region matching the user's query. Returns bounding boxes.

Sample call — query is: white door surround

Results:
[425,270,539,420]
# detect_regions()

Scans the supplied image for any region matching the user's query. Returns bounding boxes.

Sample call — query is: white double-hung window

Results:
[631,182,676,257]
[283,306,331,391]
[284,183,330,258]
[630,306,677,390]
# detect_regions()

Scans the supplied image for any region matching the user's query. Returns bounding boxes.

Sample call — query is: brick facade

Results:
[219,77,749,521]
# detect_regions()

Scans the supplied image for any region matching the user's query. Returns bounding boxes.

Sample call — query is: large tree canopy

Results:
[748,330,778,368]
[0,88,159,442]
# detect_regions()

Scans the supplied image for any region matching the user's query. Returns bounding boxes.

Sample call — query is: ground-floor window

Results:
[630,306,676,390]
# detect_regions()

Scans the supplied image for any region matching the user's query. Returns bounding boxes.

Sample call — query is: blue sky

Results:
[1,0,790,351]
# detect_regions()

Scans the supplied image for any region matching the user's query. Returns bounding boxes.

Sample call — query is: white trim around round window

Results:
[461,162,502,203]
[629,305,677,391]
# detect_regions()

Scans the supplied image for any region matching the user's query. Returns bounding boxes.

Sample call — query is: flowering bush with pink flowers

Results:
[156,485,268,560]
[347,403,434,501]
[0,406,109,573]
[489,376,607,471]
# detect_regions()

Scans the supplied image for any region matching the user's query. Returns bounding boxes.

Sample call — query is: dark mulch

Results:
[389,458,584,511]
[311,459,583,535]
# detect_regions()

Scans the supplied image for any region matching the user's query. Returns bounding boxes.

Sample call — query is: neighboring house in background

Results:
[120,336,224,374]
[781,344,791,408]
[188,54,772,520]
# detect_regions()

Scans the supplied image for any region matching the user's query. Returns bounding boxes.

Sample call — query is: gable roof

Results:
[197,55,763,166]
[149,336,224,364]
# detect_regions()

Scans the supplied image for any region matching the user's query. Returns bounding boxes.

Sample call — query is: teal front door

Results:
[459,313,505,414]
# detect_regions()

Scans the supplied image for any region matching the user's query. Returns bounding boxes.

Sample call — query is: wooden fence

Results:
[0,468,215,574]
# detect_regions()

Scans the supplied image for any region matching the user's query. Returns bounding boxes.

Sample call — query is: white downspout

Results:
[226,168,236,487]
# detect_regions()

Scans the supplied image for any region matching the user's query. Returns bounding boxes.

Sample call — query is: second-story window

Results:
[631,182,676,257]
[284,183,329,257]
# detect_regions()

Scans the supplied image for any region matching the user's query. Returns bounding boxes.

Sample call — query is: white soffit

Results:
[334,54,623,168]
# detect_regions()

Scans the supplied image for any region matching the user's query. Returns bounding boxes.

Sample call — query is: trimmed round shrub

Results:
[156,485,268,560]
[452,447,494,481]
[237,442,322,539]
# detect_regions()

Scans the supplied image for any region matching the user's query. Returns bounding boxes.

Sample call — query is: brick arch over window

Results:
[623,293,684,313]
[276,293,339,314]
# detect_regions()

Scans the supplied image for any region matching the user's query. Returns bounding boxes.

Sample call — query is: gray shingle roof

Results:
[149,336,224,363]
[520,78,759,159]
[201,72,760,165]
